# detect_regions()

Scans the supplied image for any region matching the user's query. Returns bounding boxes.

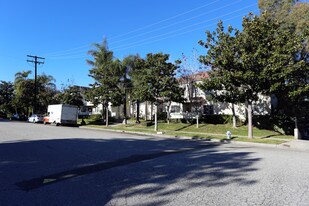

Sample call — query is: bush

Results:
[201,114,234,124]
[253,115,295,135]
[89,114,102,121]
[108,116,117,123]
[253,115,273,130]
[157,112,167,120]
[141,121,154,126]
[180,118,196,124]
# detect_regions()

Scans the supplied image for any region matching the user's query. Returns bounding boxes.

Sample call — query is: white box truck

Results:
[44,104,78,126]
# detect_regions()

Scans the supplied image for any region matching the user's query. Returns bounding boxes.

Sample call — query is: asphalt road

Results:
[1,120,309,206]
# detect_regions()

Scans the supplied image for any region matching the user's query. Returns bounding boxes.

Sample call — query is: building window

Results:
[203,105,214,115]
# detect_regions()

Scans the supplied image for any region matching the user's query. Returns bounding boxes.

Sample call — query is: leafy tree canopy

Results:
[0,81,14,113]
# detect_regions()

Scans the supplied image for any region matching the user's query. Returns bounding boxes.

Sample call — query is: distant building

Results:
[79,71,272,121]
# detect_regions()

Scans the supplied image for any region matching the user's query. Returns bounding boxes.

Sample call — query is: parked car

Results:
[28,114,44,123]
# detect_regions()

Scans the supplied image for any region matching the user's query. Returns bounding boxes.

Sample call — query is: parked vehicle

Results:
[44,104,78,126]
[28,114,44,123]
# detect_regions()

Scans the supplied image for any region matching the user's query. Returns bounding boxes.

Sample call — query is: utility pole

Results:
[27,55,45,114]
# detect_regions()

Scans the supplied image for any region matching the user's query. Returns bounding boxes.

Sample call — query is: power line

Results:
[43,0,222,57]
[114,10,258,52]
[27,55,45,114]
[45,2,257,60]
[108,0,222,41]
[46,7,257,60]
[111,4,257,50]
[109,0,243,46]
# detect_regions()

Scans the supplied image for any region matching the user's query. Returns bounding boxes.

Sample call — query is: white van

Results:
[44,104,78,126]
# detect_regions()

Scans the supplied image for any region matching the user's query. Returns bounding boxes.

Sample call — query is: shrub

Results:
[201,114,234,124]
[157,112,167,120]
[89,114,102,121]
[141,121,154,126]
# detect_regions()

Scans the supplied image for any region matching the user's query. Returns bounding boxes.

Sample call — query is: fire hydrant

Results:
[226,131,232,139]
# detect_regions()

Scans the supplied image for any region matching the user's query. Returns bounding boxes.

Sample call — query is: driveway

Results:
[1,121,309,205]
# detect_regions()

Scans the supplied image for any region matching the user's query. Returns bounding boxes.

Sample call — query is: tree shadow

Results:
[0,137,260,205]
[175,123,194,131]
[260,134,280,139]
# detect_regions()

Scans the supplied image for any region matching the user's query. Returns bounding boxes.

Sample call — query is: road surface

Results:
[1,120,309,205]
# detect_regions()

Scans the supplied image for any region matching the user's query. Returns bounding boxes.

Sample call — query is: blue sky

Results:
[0,0,260,89]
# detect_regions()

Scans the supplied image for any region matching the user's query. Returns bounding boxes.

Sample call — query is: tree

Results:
[130,56,153,122]
[177,49,208,122]
[258,0,297,19]
[122,54,141,123]
[86,39,123,126]
[13,71,58,115]
[37,73,58,113]
[199,13,307,138]
[198,21,244,128]
[0,81,14,114]
[133,53,183,131]
[14,70,32,85]
[13,70,35,115]
[258,0,309,134]
[161,75,184,124]
[58,86,84,108]
[258,0,309,50]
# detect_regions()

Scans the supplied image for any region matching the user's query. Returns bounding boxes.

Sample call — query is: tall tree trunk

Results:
[154,104,158,131]
[106,105,109,127]
[232,103,237,128]
[136,100,140,123]
[196,113,199,128]
[145,101,148,121]
[151,103,153,121]
[129,99,132,118]
[167,101,171,124]
[123,92,127,124]
[247,102,253,138]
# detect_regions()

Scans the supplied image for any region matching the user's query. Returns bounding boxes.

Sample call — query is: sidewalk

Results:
[279,139,309,152]
[81,125,309,152]
[80,126,309,152]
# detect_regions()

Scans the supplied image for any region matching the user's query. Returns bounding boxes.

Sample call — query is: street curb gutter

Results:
[79,126,308,152]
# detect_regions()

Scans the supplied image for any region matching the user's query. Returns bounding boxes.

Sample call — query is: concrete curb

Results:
[79,126,309,152]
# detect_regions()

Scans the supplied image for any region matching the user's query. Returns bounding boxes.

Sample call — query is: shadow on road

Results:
[0,137,260,205]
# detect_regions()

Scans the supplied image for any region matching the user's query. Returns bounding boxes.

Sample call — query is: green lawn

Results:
[81,120,293,145]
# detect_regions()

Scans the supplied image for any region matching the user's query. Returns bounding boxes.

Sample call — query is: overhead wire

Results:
[111,4,256,50]
[43,0,221,57]
[108,0,221,40]
[46,8,253,61]
[46,1,257,60]
[114,10,259,52]
[109,0,243,46]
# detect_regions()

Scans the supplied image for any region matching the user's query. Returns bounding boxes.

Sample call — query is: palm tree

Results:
[86,38,123,127]
[14,70,32,86]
